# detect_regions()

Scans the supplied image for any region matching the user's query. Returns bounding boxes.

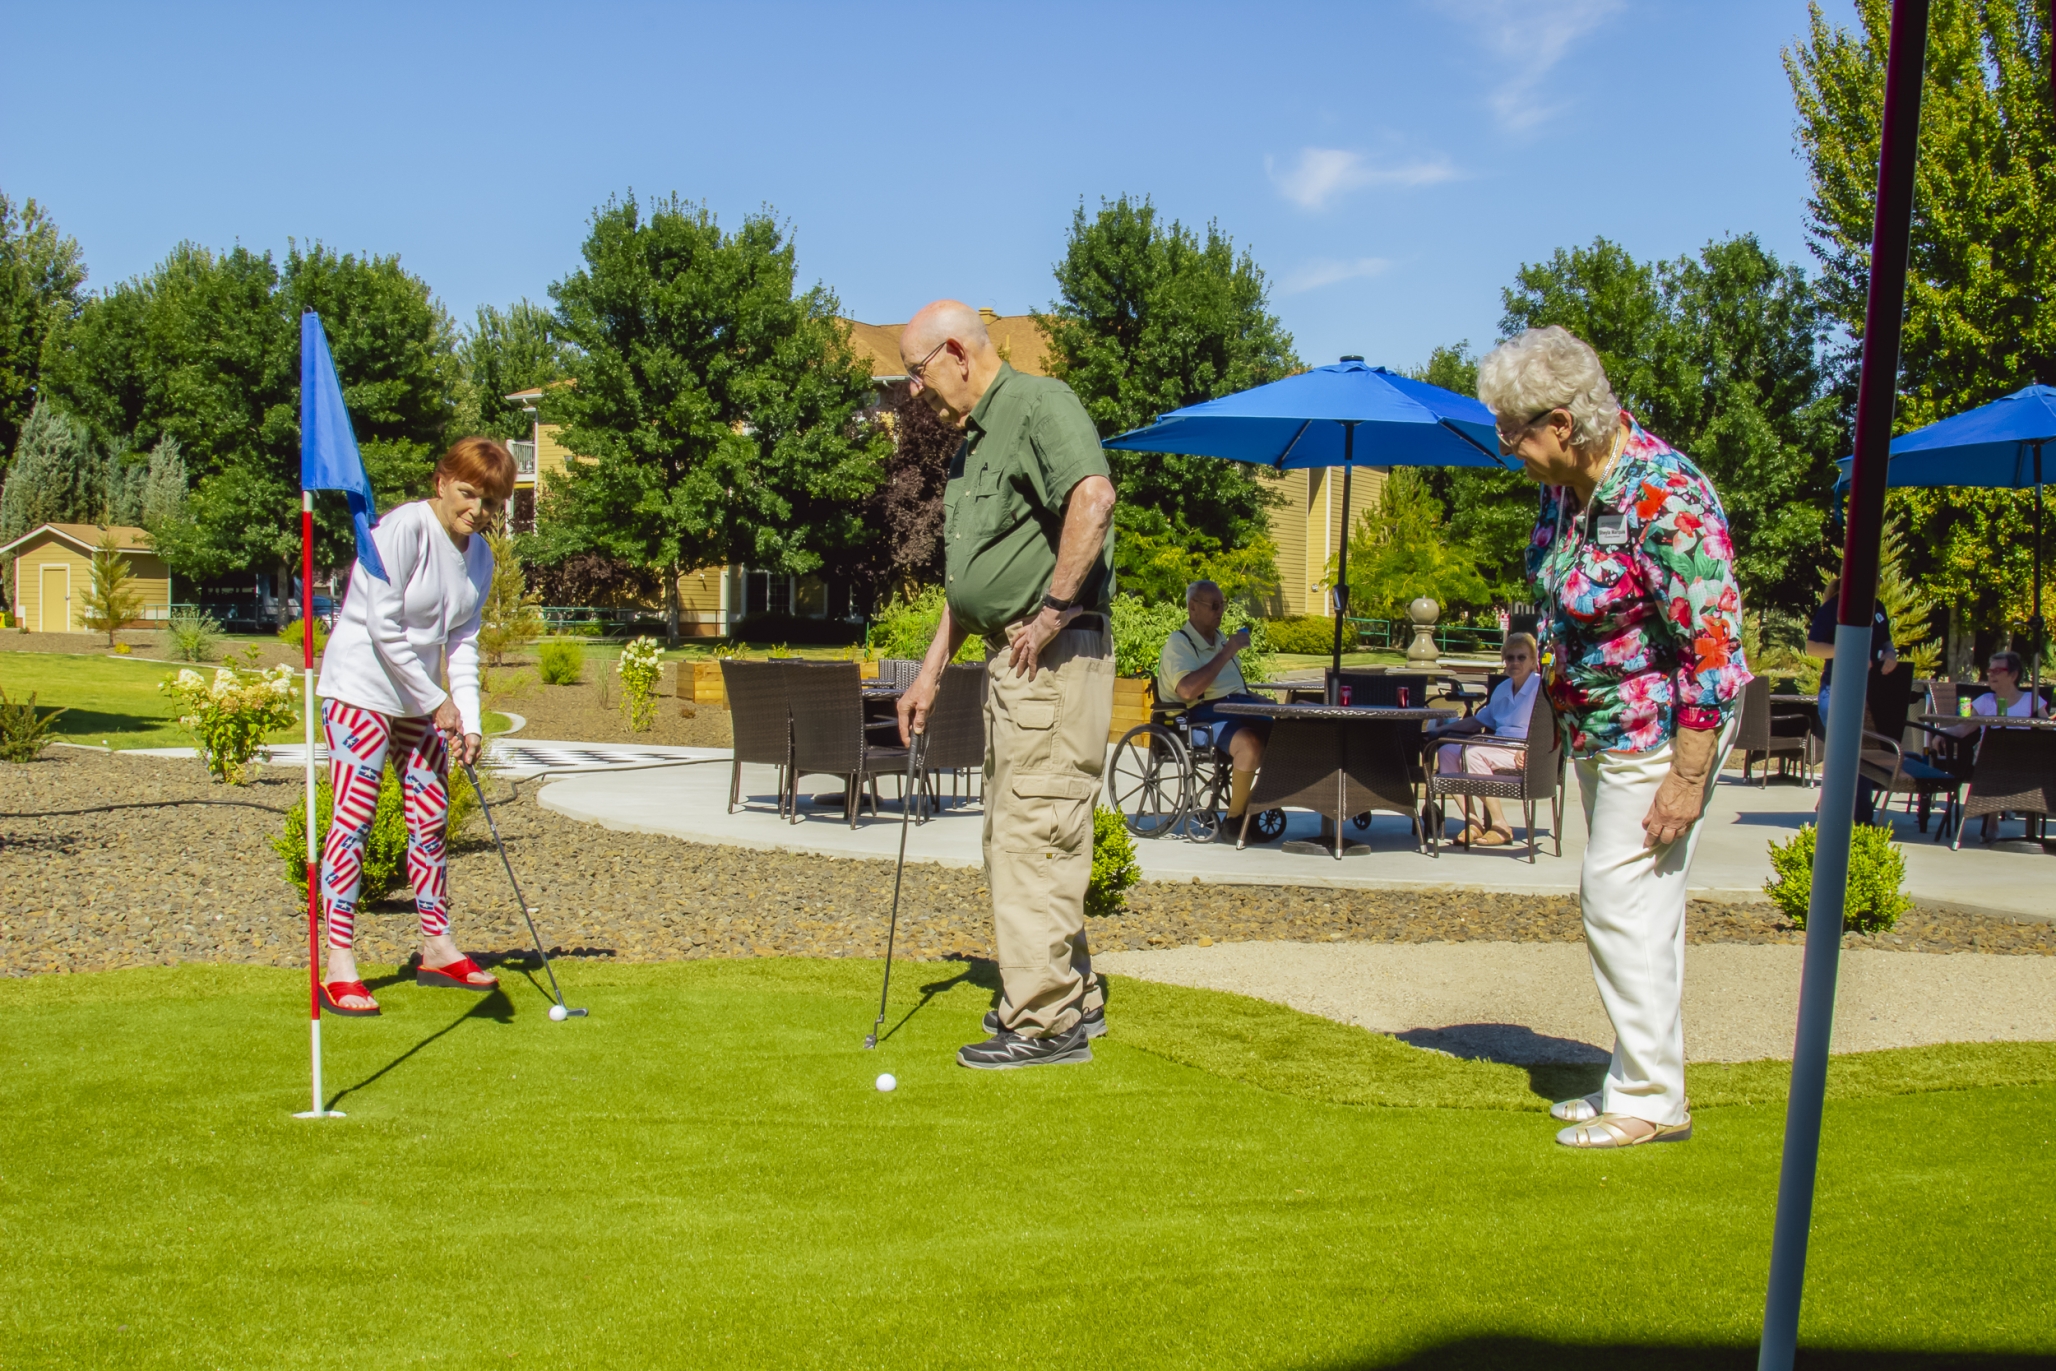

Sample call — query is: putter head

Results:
[863,1032,878,1050]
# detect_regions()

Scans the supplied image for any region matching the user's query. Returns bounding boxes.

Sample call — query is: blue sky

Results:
[1,1,1855,374]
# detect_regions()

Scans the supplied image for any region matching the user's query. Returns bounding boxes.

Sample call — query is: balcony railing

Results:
[510,440,537,477]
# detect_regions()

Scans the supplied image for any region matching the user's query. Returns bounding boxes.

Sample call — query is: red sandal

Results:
[321,980,381,1017]
[417,956,498,991]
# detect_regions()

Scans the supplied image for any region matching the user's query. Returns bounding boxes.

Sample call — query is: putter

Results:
[865,729,928,1050]
[462,760,587,1019]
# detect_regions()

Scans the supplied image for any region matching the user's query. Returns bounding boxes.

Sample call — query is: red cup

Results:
[1339,683,1352,706]
[1397,686,1410,708]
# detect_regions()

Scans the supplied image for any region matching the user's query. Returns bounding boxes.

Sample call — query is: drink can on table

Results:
[1397,686,1410,708]
[1339,684,1353,706]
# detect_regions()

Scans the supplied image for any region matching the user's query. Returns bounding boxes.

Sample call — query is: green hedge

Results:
[1264,616,1339,655]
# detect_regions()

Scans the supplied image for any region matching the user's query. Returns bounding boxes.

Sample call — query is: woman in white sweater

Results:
[314,437,513,1016]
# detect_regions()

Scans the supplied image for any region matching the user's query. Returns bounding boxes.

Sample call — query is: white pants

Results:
[1573,720,1736,1126]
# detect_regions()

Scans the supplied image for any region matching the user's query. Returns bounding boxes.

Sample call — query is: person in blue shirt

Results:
[1425,634,1541,845]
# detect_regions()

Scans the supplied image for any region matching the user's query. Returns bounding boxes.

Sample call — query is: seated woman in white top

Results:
[312,437,512,1017]
[1943,650,2049,736]
[1426,633,1541,846]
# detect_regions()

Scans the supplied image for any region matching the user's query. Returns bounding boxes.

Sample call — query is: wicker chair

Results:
[1421,686,1564,862]
[720,659,793,816]
[1950,726,2056,849]
[918,662,987,814]
[877,658,924,689]
[789,662,912,828]
[1735,676,1810,786]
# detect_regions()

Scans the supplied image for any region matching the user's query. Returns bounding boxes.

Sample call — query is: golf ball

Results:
[549,1004,568,1022]
[876,1073,897,1093]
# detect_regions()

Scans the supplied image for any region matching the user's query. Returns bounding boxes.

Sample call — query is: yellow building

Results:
[1,523,172,633]
[502,309,1381,631]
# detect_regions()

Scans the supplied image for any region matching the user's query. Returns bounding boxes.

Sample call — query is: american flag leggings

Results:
[319,700,453,951]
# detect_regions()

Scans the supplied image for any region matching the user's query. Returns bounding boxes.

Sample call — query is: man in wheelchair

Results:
[1157,580,1272,840]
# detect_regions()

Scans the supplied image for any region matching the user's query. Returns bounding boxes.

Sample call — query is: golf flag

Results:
[300,311,387,582]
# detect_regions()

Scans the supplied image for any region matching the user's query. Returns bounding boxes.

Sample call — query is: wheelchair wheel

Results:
[1107,724,1189,839]
[1251,807,1287,841]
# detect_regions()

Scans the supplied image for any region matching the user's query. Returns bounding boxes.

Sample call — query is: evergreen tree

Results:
[1039,195,1297,555]
[535,194,886,645]
[0,400,102,543]
[140,436,188,529]
[0,193,86,466]
[80,535,144,646]
[1341,468,1490,622]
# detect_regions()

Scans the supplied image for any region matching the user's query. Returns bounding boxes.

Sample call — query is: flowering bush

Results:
[617,636,665,733]
[160,664,299,784]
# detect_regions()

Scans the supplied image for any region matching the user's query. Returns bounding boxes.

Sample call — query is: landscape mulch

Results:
[486,668,733,749]
[5,749,2050,980]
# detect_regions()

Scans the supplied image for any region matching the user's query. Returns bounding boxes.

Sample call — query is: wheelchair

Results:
[1105,680,1287,843]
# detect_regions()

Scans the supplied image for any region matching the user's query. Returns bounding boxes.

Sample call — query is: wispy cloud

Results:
[1266,148,1460,211]
[1281,257,1393,295]
[1440,0,1624,132]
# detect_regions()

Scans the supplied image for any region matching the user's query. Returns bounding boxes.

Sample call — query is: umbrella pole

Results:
[1330,424,1357,692]
[2033,442,2045,706]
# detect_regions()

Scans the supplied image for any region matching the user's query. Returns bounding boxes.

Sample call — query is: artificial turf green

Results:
[2,960,2050,1369]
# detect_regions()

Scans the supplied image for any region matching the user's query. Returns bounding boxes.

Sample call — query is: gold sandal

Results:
[1555,1112,1692,1148]
[1550,1092,1602,1123]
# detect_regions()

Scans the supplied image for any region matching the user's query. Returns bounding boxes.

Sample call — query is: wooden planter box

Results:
[1109,676,1153,743]
[682,657,879,705]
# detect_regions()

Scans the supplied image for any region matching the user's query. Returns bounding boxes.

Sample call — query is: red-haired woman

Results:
[313,437,517,1015]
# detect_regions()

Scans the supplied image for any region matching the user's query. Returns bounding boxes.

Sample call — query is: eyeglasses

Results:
[1989,664,2019,676]
[905,339,948,388]
[1496,406,1561,452]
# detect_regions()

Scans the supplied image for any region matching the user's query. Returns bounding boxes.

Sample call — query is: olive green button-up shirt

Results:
[941,363,1114,639]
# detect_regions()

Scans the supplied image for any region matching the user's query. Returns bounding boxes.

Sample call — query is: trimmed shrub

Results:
[1265,615,1341,655]
[1087,805,1141,918]
[276,765,477,902]
[166,607,222,663]
[276,617,328,653]
[864,587,984,662]
[538,640,584,685]
[1763,822,1911,935]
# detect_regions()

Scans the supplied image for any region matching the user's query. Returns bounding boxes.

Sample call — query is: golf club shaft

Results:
[868,732,925,1045]
[463,762,568,1010]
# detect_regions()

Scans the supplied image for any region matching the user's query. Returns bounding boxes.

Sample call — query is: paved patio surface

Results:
[534,752,2055,920]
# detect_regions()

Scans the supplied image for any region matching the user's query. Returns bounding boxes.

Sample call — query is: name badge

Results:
[1594,514,1629,547]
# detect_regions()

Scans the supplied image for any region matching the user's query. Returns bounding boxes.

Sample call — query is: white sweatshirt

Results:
[317,501,493,735]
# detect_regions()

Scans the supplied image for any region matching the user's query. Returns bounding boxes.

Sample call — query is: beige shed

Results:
[1,523,173,633]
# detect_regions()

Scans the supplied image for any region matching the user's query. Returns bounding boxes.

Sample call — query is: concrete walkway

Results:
[1096,939,2056,1063]
[535,753,2055,920]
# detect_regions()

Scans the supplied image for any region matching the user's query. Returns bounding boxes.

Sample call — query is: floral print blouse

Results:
[1526,415,1751,756]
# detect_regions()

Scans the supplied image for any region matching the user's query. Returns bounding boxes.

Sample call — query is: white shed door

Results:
[40,563,69,632]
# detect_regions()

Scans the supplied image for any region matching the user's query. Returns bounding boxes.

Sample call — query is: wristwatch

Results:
[1041,591,1074,614]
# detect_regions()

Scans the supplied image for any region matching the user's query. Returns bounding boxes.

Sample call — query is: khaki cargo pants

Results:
[984,624,1114,1038]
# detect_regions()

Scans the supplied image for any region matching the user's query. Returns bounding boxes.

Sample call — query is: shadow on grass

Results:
[1322,1336,2055,1369]
[325,988,515,1112]
[875,955,1000,1045]
[48,707,175,739]
[1392,1024,1611,1105]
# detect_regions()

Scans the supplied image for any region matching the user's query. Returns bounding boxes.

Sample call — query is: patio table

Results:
[1213,701,1442,858]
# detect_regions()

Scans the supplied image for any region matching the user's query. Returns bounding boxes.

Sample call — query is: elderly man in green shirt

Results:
[895,300,1118,1070]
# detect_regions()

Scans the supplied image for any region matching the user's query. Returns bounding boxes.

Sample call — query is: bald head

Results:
[901,298,1002,426]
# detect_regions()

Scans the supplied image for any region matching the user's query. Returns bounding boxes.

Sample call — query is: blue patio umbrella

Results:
[1104,357,1509,677]
[1832,382,2052,696]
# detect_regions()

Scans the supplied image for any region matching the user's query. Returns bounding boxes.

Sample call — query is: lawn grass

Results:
[2,959,2049,1369]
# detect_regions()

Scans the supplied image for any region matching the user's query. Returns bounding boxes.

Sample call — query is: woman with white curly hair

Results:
[1478,326,1752,1149]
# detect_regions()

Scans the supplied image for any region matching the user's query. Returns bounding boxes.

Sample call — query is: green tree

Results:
[536,194,886,645]
[0,400,102,543]
[1788,0,2053,651]
[457,300,570,440]
[0,193,86,466]
[41,241,458,600]
[1108,503,1281,609]
[1341,468,1490,622]
[1407,343,1536,600]
[1498,234,1842,618]
[476,525,544,667]
[1039,195,1297,554]
[139,436,188,530]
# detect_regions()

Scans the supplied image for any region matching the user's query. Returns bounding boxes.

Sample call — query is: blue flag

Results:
[300,312,387,581]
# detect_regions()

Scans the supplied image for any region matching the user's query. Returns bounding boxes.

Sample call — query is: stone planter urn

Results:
[1406,597,1441,666]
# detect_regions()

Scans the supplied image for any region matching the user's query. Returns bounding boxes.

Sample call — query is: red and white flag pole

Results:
[294,488,343,1120]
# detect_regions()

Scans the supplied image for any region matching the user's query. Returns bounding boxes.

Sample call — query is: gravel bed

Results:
[5,750,2052,979]
[485,668,733,749]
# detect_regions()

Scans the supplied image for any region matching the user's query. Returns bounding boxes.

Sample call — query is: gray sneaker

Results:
[984,1002,1106,1039]
[956,1023,1094,1070]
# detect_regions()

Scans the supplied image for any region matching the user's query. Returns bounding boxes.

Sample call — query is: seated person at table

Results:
[1159,580,1271,836]
[1424,633,1540,846]
[1944,650,2049,840]
[1807,576,1896,825]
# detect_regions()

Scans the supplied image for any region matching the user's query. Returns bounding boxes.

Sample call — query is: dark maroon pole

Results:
[1758,2,1929,1367]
